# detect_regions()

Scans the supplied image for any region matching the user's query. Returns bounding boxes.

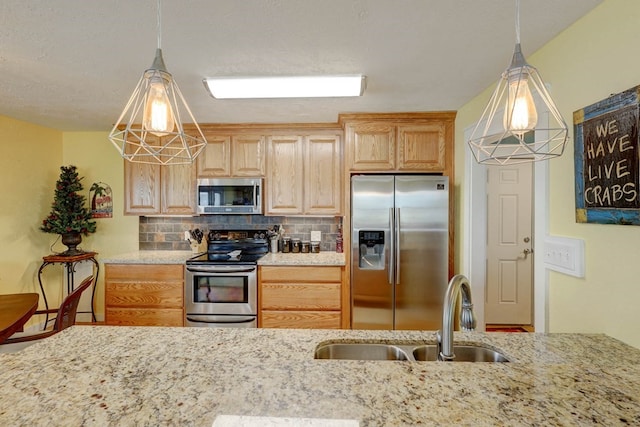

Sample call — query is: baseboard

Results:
[486,324,534,332]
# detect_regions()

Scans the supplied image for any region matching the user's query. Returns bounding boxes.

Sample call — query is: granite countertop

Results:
[102,251,345,266]
[101,250,195,264]
[258,252,345,266]
[1,327,639,426]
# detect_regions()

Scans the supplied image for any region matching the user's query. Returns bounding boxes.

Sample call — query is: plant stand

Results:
[37,252,99,328]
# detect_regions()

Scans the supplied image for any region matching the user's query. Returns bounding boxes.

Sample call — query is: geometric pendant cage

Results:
[467,0,568,165]
[108,1,206,165]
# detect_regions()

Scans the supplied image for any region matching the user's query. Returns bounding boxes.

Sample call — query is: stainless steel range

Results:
[185,230,268,328]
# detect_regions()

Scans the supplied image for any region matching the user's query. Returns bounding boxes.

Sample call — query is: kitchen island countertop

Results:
[1,326,639,426]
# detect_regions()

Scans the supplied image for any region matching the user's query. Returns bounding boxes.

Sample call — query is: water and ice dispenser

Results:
[358,230,385,270]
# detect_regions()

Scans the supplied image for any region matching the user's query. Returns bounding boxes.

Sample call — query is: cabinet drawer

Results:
[106,308,184,327]
[261,310,341,329]
[105,281,183,308]
[260,266,341,282]
[105,264,183,282]
[261,283,340,310]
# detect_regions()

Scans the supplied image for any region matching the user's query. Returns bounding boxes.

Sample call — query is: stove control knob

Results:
[256,232,266,239]
[211,231,221,241]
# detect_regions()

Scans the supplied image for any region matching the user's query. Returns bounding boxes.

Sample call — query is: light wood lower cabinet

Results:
[105,264,184,327]
[259,266,343,329]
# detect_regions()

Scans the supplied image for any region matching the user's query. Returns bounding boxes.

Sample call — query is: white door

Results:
[485,162,533,325]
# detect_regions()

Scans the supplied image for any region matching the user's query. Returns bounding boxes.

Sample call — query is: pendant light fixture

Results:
[467,0,568,165]
[108,0,206,165]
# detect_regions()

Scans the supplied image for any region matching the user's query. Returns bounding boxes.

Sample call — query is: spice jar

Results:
[301,240,310,253]
[310,241,320,253]
[291,238,301,253]
[282,236,291,253]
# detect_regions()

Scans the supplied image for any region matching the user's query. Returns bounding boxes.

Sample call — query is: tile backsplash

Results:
[139,215,342,252]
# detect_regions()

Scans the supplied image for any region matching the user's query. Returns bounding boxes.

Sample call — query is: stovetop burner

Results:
[186,229,269,266]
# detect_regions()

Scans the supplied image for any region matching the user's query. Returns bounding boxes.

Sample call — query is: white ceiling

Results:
[0,0,602,132]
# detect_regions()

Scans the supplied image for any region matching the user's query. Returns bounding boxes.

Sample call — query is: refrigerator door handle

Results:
[389,207,395,286]
[395,207,401,285]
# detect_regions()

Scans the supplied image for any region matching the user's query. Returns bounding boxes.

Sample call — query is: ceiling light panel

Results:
[203,75,366,99]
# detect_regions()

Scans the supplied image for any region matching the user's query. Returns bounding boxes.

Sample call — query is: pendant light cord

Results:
[156,0,162,49]
[515,0,520,44]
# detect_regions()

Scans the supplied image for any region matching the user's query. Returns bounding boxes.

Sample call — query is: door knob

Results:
[523,248,533,259]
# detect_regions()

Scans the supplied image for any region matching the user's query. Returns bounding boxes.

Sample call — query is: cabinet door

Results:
[304,135,342,215]
[105,264,184,327]
[124,161,161,214]
[161,163,196,214]
[266,135,304,214]
[231,135,265,176]
[261,311,341,329]
[259,266,343,329]
[346,122,395,171]
[397,123,446,171]
[197,134,231,177]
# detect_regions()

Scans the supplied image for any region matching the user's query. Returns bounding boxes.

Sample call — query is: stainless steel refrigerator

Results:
[351,175,449,330]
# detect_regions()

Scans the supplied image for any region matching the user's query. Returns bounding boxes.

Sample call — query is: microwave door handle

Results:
[253,182,257,207]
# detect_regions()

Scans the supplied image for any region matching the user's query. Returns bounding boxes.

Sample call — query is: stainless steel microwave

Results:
[197,178,263,215]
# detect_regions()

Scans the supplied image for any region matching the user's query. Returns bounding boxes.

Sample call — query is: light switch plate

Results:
[543,235,585,278]
[311,230,321,242]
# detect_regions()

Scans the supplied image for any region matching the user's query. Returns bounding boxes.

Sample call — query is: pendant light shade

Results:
[108,1,206,165]
[467,1,568,165]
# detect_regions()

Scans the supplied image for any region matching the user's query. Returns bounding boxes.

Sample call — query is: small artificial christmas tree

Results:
[41,165,96,254]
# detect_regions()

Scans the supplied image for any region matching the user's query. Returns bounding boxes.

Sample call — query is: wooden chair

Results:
[2,275,94,344]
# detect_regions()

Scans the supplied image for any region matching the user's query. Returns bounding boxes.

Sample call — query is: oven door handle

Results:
[186,266,257,274]
[186,315,256,324]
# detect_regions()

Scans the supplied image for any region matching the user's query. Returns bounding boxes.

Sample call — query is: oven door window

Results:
[194,276,248,304]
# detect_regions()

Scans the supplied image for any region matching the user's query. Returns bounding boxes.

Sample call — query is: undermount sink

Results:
[412,344,510,362]
[314,343,410,361]
[314,342,510,362]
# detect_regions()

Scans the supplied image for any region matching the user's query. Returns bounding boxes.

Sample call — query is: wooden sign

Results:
[574,85,640,225]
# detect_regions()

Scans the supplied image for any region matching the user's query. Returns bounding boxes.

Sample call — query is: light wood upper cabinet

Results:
[345,122,396,171]
[124,162,161,214]
[304,135,342,215]
[197,134,231,177]
[231,135,265,176]
[161,163,197,214]
[266,135,304,215]
[397,123,446,171]
[197,133,264,178]
[341,112,455,173]
[266,132,341,216]
[124,161,196,215]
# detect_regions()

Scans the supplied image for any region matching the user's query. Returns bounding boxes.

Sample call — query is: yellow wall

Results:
[455,0,640,348]
[62,132,139,315]
[0,116,61,295]
[0,120,138,320]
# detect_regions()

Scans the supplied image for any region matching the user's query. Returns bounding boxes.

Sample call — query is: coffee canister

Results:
[310,241,320,253]
[282,237,291,253]
[301,240,310,253]
[291,238,301,253]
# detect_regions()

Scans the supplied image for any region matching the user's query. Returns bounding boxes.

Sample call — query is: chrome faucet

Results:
[438,274,476,361]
